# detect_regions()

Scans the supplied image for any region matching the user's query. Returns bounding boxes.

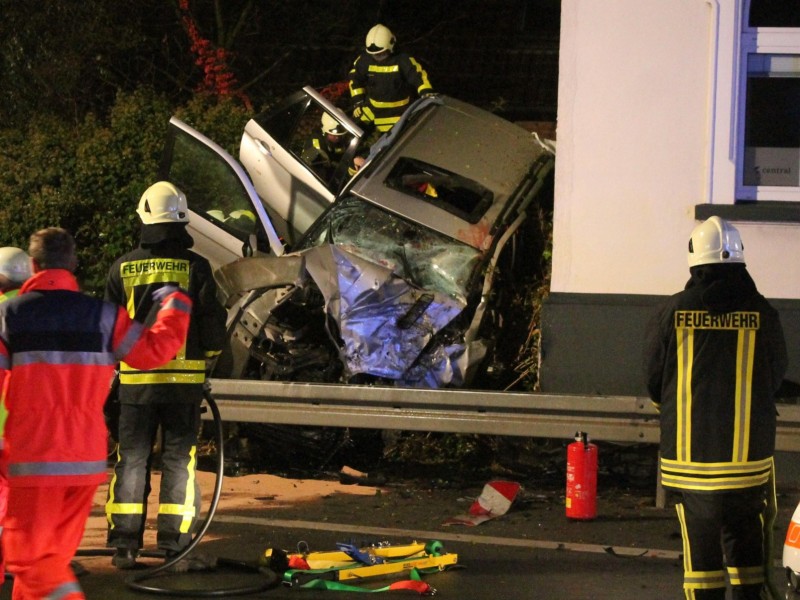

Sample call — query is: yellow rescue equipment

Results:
[262,539,458,594]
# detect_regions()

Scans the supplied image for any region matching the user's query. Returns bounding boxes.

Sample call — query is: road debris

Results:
[443,480,521,526]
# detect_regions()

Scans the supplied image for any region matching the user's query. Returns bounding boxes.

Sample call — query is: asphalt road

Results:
[5,520,689,600]
[2,472,799,600]
[5,518,795,600]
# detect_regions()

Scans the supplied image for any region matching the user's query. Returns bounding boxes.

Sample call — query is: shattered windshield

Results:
[300,196,481,302]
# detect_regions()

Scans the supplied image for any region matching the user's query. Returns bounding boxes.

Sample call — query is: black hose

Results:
[76,388,279,597]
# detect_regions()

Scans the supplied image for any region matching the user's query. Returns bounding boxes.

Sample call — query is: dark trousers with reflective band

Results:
[675,487,768,600]
[106,401,201,553]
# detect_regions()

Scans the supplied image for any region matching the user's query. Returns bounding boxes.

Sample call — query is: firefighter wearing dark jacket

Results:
[301,112,348,184]
[105,181,227,571]
[643,216,787,600]
[0,227,191,600]
[349,24,434,133]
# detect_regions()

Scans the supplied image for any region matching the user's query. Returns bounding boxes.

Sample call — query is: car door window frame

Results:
[161,117,286,257]
[250,86,364,196]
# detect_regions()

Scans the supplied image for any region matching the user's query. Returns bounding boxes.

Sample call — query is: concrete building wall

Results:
[552,0,800,299]
[541,0,800,394]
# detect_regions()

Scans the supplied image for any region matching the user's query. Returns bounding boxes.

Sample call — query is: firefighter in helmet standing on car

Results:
[105,181,227,571]
[0,247,31,303]
[349,24,434,133]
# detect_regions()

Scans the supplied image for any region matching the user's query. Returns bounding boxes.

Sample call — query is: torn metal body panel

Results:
[216,256,307,378]
[218,240,474,387]
[215,255,305,303]
[167,88,555,390]
[305,245,467,385]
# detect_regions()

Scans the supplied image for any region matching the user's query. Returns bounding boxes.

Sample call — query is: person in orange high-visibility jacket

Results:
[0,227,191,600]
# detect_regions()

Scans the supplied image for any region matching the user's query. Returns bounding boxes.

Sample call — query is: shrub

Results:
[0,88,252,295]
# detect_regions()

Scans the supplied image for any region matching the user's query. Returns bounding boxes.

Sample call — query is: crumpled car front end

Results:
[216,196,493,388]
[214,92,555,390]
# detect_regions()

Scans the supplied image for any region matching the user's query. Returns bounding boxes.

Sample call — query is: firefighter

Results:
[105,181,227,571]
[0,227,192,599]
[349,24,434,133]
[643,216,788,600]
[301,112,349,184]
[0,247,31,303]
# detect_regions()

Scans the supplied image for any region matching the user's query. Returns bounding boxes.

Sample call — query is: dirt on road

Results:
[84,465,728,556]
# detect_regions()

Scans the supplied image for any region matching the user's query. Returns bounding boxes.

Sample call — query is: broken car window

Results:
[385,157,494,224]
[301,196,481,302]
[251,92,310,149]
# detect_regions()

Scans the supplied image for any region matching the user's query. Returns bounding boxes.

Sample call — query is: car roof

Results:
[347,95,551,250]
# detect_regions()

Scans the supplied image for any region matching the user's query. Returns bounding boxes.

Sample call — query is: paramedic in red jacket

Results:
[0,227,192,600]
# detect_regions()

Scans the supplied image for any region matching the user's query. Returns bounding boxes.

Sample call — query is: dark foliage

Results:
[1,0,561,472]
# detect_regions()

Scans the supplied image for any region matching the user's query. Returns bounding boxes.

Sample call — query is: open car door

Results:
[239,86,364,248]
[160,117,285,270]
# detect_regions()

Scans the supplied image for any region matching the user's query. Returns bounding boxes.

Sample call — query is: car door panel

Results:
[238,86,362,245]
[160,117,285,268]
[240,124,334,246]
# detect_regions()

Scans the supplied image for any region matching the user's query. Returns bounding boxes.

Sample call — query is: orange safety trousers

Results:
[3,484,97,600]
[0,473,6,593]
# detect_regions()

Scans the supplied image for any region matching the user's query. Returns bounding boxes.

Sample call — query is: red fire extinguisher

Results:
[566,431,598,520]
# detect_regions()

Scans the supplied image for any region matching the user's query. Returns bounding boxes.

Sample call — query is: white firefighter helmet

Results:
[137,181,189,224]
[687,216,745,267]
[0,247,31,284]
[365,24,395,54]
[321,112,346,136]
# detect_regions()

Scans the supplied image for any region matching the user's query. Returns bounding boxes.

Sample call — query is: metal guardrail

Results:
[206,379,800,452]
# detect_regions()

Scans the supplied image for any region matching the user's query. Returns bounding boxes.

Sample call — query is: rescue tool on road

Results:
[262,539,458,593]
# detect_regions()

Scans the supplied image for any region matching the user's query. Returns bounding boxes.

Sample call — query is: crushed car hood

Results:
[303,245,468,385]
[217,244,489,387]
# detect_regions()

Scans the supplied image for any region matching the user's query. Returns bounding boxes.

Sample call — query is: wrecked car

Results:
[160,86,555,389]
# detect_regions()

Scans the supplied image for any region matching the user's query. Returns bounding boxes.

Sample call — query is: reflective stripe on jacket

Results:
[106,244,226,403]
[0,288,20,304]
[349,51,433,131]
[0,269,191,487]
[643,267,787,493]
